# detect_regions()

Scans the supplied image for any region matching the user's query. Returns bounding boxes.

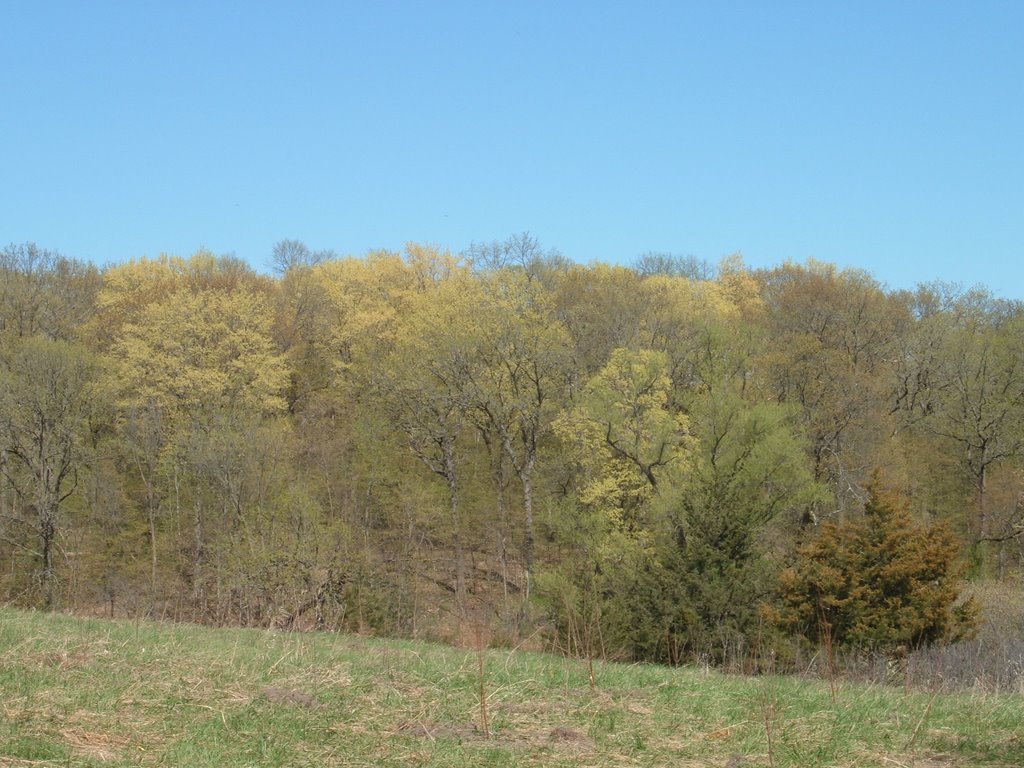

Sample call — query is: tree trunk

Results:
[481,429,511,603]
[972,459,989,572]
[148,500,159,608]
[443,442,466,618]
[0,450,6,526]
[40,503,57,611]
[193,497,205,619]
[521,461,535,601]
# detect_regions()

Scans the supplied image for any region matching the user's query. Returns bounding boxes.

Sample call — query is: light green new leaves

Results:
[109,288,289,418]
[556,348,693,528]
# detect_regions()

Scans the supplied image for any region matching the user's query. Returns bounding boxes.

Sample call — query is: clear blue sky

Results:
[3,1,1022,296]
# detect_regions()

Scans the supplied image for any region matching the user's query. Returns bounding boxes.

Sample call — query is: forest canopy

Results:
[0,237,1014,667]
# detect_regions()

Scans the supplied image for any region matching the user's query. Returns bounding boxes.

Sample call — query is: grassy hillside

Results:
[1,609,1022,767]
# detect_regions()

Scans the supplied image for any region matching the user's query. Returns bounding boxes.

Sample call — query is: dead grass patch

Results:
[17,647,97,672]
[392,717,602,756]
[394,719,480,741]
[547,725,597,749]
[262,685,320,709]
[60,727,131,762]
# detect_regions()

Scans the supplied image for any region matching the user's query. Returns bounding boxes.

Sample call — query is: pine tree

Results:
[780,479,978,654]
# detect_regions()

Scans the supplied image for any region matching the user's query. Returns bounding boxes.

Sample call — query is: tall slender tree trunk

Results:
[500,429,538,596]
[148,503,158,597]
[520,460,535,601]
[481,430,511,602]
[444,448,466,618]
[450,482,465,606]
[972,459,989,572]
[0,450,7,528]
[495,483,509,602]
[40,503,57,611]
[37,446,58,610]
[193,497,204,619]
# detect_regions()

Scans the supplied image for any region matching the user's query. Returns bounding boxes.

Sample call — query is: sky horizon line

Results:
[5,3,1021,300]
[11,232,1017,302]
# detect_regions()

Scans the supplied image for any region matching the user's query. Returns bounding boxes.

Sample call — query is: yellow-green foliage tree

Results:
[780,480,978,654]
[551,348,694,661]
[313,250,417,377]
[99,254,290,617]
[110,287,288,417]
[550,264,648,377]
[562,347,691,494]
[371,256,479,617]
[582,266,819,662]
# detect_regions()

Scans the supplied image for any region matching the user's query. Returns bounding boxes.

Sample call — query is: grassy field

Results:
[1,609,1022,767]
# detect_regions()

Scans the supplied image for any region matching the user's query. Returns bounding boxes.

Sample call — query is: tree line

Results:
[0,236,1015,667]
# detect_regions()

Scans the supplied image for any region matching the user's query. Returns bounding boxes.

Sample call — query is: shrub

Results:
[779,479,978,655]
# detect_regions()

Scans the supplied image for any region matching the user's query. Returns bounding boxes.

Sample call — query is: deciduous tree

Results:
[0,336,97,608]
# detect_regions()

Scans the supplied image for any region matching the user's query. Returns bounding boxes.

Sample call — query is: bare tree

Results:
[632,251,714,280]
[0,337,96,609]
[271,239,333,274]
[0,243,98,341]
[464,232,563,281]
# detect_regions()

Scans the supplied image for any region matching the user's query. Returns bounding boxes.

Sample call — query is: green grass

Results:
[1,608,1022,766]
